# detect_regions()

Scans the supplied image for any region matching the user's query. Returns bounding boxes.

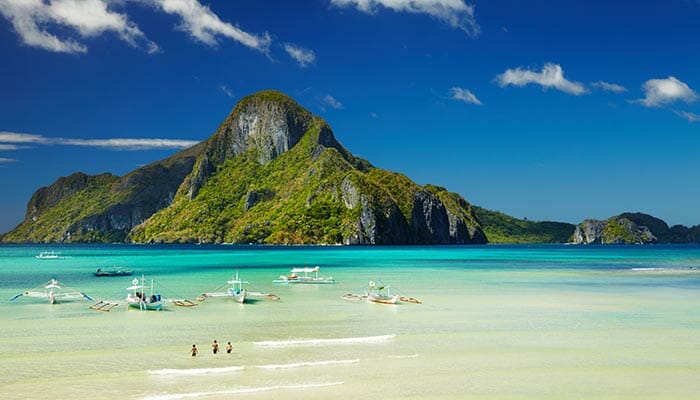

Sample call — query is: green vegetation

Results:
[473,206,575,243]
[601,218,639,244]
[2,173,122,243]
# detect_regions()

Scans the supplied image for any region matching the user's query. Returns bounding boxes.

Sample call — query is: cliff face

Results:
[3,90,486,245]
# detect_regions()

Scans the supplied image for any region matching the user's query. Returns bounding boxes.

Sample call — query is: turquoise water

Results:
[1,244,699,399]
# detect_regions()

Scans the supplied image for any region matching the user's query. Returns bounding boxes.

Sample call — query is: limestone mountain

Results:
[2,90,486,245]
[571,212,700,244]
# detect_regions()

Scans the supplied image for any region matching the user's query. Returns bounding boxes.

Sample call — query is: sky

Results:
[1,0,700,233]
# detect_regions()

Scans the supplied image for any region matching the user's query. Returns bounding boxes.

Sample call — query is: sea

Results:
[1,244,699,399]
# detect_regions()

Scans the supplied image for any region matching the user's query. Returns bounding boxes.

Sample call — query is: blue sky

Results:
[1,0,700,233]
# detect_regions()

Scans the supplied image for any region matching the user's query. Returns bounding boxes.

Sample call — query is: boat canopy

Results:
[45,280,61,289]
[291,266,320,273]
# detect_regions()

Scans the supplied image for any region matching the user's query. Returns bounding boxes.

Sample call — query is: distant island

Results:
[1,90,699,245]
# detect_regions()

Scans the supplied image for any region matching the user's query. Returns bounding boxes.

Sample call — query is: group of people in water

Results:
[190,340,233,356]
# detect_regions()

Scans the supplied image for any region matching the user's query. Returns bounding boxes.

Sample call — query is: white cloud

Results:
[0,132,45,144]
[0,157,18,163]
[331,0,479,37]
[283,43,316,68]
[369,112,378,118]
[496,63,587,96]
[0,0,158,54]
[155,0,271,53]
[321,95,343,109]
[591,81,627,93]
[219,85,233,98]
[636,76,697,107]
[449,87,482,105]
[0,144,24,150]
[674,110,700,122]
[0,131,198,150]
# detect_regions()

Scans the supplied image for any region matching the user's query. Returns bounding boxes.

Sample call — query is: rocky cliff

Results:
[570,212,695,244]
[2,90,485,245]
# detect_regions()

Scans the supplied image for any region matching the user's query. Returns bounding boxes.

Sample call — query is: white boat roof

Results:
[126,285,143,290]
[291,266,320,273]
[45,279,60,289]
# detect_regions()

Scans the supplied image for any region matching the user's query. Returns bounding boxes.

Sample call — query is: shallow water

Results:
[1,244,699,399]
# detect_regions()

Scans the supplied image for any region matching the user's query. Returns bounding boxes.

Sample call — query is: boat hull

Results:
[127,300,163,311]
[367,294,399,304]
[229,288,246,304]
[273,277,336,285]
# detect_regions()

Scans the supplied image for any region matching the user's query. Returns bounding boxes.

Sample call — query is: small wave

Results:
[141,381,344,400]
[254,334,395,348]
[388,354,419,359]
[256,359,359,370]
[148,366,244,376]
[631,268,665,271]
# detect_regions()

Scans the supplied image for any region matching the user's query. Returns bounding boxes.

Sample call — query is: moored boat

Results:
[35,251,62,260]
[10,278,93,304]
[126,276,163,311]
[198,270,279,304]
[365,281,398,304]
[94,266,133,277]
[273,266,336,284]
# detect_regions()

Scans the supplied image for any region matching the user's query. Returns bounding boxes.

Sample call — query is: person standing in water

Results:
[212,340,219,354]
[226,342,233,354]
[190,344,197,357]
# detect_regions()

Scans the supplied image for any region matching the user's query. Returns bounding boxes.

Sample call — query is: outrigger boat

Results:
[10,278,93,304]
[273,266,336,284]
[342,281,421,305]
[94,266,133,277]
[35,251,62,260]
[365,280,398,304]
[198,270,280,304]
[126,276,163,311]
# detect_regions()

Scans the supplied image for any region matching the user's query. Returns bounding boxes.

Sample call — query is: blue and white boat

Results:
[126,276,163,311]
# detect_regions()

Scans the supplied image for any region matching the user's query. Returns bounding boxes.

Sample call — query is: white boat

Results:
[365,281,398,304]
[10,278,93,304]
[273,266,336,284]
[126,276,163,311]
[198,270,280,304]
[35,251,62,260]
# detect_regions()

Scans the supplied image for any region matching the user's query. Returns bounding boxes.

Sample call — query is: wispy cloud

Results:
[674,110,700,122]
[321,95,343,110]
[591,81,627,93]
[0,144,25,150]
[496,63,587,96]
[0,0,158,54]
[369,112,378,118]
[0,131,198,150]
[283,43,316,68]
[0,157,18,163]
[330,0,479,37]
[449,87,482,105]
[219,85,233,98]
[155,0,271,53]
[636,76,697,107]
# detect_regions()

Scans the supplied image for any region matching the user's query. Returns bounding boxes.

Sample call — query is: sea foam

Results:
[256,359,359,370]
[141,381,344,400]
[253,334,395,348]
[388,353,419,359]
[148,366,244,376]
